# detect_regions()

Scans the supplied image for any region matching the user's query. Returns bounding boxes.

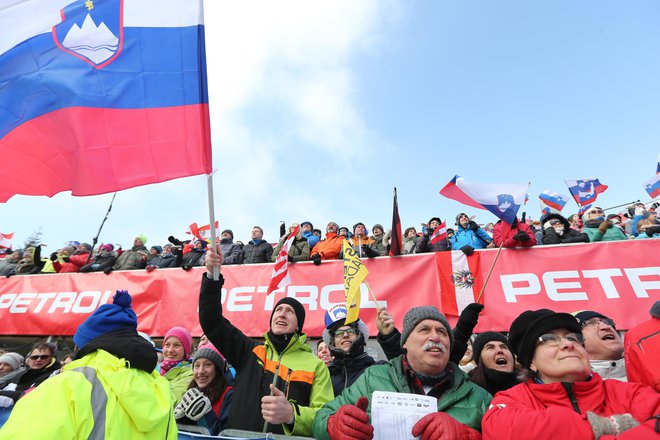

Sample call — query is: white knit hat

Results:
[0,352,24,371]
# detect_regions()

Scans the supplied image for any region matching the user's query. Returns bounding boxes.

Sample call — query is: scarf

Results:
[483,368,521,395]
[160,358,182,376]
[403,356,453,398]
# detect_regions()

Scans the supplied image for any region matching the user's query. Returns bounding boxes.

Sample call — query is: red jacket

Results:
[482,373,660,440]
[625,316,660,392]
[492,220,536,248]
[53,252,90,273]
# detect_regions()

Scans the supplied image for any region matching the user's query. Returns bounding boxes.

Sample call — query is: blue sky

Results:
[2,0,659,250]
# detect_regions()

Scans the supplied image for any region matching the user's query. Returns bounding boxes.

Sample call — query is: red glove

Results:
[412,412,481,440]
[327,396,373,440]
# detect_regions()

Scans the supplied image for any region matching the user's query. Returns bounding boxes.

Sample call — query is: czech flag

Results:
[440,176,529,225]
[0,0,212,203]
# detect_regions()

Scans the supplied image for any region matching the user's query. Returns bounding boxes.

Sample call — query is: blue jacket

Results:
[451,223,492,250]
[302,231,320,249]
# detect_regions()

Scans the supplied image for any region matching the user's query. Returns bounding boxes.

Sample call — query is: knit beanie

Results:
[193,343,226,373]
[472,332,510,365]
[0,352,24,371]
[270,297,306,334]
[163,326,193,358]
[221,229,233,239]
[651,301,660,319]
[73,290,138,349]
[400,306,453,349]
[353,222,367,234]
[372,224,384,234]
[79,243,92,252]
[508,309,581,369]
[150,245,163,254]
[135,234,148,245]
[99,244,114,252]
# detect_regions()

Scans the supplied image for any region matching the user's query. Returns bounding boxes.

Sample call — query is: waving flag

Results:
[565,178,608,213]
[0,233,13,249]
[436,250,483,316]
[266,225,300,294]
[430,221,448,245]
[644,174,660,199]
[440,176,530,225]
[539,190,569,215]
[343,240,369,325]
[0,0,212,203]
[187,221,219,241]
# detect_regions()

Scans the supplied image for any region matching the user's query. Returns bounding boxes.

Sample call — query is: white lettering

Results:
[72,291,102,313]
[47,292,76,313]
[582,269,623,298]
[227,287,254,312]
[34,293,57,312]
[319,284,347,309]
[500,273,540,303]
[9,293,35,313]
[543,271,587,301]
[0,294,17,309]
[286,286,319,310]
[624,267,660,298]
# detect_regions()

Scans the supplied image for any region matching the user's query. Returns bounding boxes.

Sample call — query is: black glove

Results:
[468,221,479,231]
[311,254,322,266]
[425,227,435,237]
[49,252,58,261]
[280,223,286,238]
[62,256,70,262]
[460,245,475,256]
[645,225,660,237]
[513,230,530,242]
[181,265,192,271]
[287,255,294,263]
[168,235,182,246]
[103,267,113,275]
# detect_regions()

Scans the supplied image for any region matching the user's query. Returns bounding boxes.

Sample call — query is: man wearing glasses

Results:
[540,212,589,245]
[581,206,628,242]
[574,310,627,381]
[0,342,60,408]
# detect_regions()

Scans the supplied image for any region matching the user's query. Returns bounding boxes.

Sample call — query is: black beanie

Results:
[472,332,510,365]
[270,297,306,334]
[508,309,581,369]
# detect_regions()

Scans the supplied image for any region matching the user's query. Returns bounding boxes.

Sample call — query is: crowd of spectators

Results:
[1,201,658,279]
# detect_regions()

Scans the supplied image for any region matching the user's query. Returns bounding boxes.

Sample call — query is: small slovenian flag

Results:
[539,190,568,214]
[440,175,530,225]
[644,174,660,199]
[565,178,608,212]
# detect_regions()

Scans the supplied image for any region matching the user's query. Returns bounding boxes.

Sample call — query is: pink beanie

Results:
[163,326,192,357]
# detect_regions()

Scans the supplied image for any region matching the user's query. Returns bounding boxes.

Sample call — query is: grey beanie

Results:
[401,306,453,349]
[193,344,226,373]
[0,352,24,371]
[651,300,660,319]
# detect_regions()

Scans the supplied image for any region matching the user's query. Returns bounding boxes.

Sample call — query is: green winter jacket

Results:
[164,361,193,404]
[271,236,311,262]
[583,224,628,242]
[312,355,492,440]
[199,274,333,436]
[0,349,177,439]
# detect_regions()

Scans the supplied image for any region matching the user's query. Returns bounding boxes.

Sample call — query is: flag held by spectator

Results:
[188,221,219,240]
[565,178,608,213]
[389,187,403,256]
[644,174,660,199]
[436,250,483,316]
[430,221,448,245]
[266,225,300,294]
[440,175,529,225]
[343,240,369,325]
[0,0,212,203]
[539,190,569,215]
[0,232,13,249]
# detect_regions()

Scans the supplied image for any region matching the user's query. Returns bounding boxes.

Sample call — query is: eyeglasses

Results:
[581,317,615,329]
[549,220,562,226]
[591,209,604,214]
[537,333,584,347]
[334,328,358,338]
[28,354,51,361]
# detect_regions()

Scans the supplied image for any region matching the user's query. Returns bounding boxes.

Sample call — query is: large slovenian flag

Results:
[439,176,529,225]
[644,174,660,199]
[539,190,568,215]
[565,178,608,213]
[0,0,212,203]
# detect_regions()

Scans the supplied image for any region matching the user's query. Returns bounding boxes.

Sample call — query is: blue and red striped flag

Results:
[0,0,212,203]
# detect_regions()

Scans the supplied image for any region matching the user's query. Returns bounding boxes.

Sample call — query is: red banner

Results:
[0,240,657,337]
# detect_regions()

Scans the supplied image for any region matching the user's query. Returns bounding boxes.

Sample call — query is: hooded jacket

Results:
[0,333,176,439]
[113,245,149,270]
[0,358,61,403]
[482,373,660,440]
[198,274,333,436]
[310,232,345,260]
[271,236,310,262]
[540,213,590,245]
[312,356,492,439]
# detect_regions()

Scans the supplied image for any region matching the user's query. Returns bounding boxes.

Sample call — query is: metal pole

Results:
[602,200,640,212]
[206,173,219,280]
[85,192,117,264]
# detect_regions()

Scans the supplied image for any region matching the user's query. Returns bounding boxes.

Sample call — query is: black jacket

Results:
[328,352,379,397]
[242,240,273,264]
[540,213,589,245]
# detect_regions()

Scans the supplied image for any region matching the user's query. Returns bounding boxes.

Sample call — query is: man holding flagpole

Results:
[198,248,333,436]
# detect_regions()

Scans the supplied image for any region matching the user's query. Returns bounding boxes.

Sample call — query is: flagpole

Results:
[365,282,380,309]
[206,173,219,281]
[475,239,504,304]
[602,199,640,212]
[85,192,117,265]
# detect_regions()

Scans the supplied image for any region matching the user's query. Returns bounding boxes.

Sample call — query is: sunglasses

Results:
[29,354,51,361]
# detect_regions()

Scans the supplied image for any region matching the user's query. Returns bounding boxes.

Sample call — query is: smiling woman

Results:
[481,309,660,440]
